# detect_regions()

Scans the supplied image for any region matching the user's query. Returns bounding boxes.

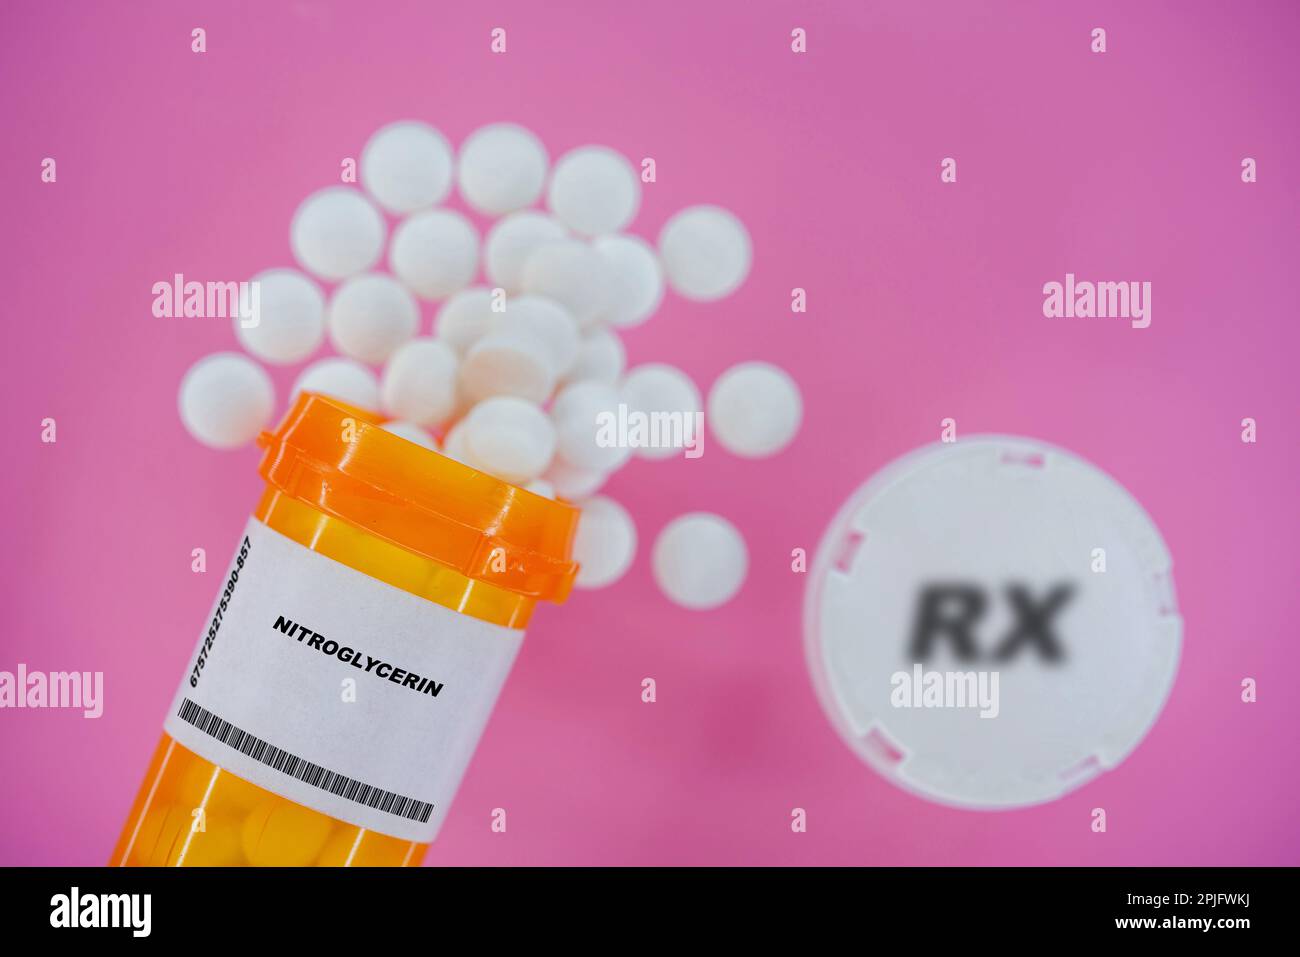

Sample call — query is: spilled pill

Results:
[292,357,381,411]
[707,361,802,458]
[520,238,612,330]
[390,209,479,300]
[652,512,748,610]
[564,327,626,386]
[658,205,752,302]
[179,352,275,450]
[541,457,609,500]
[380,420,440,451]
[290,187,386,281]
[457,122,549,216]
[380,338,459,428]
[463,396,556,485]
[236,268,325,365]
[572,495,637,589]
[619,363,702,460]
[594,234,664,329]
[495,295,581,378]
[434,287,497,354]
[551,381,631,472]
[547,146,641,236]
[460,331,555,406]
[483,211,568,293]
[327,273,420,365]
[360,120,455,214]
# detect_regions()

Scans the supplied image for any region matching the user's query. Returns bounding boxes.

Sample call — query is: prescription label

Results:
[163,518,523,843]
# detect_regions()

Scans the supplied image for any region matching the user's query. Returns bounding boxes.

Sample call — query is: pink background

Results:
[2,0,1298,866]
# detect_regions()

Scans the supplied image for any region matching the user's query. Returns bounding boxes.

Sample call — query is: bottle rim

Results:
[257,392,580,604]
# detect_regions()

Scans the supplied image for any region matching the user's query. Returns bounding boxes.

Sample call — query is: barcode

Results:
[176,697,433,825]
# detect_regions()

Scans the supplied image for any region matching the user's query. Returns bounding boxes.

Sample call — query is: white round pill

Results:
[652,513,748,610]
[326,273,419,365]
[457,123,548,216]
[463,397,556,485]
[573,495,637,589]
[563,328,626,385]
[440,418,475,467]
[520,238,611,329]
[593,234,663,328]
[178,352,275,450]
[292,357,381,411]
[707,361,802,458]
[551,381,632,472]
[658,205,752,301]
[524,479,555,499]
[290,187,386,281]
[389,209,479,300]
[360,121,454,214]
[541,458,609,500]
[434,287,497,354]
[235,269,326,365]
[551,378,608,421]
[547,146,641,236]
[460,331,555,405]
[381,420,439,451]
[380,338,459,428]
[619,363,702,460]
[484,211,567,292]
[495,295,580,377]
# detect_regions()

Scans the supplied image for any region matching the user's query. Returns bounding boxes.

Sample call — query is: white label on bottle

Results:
[163,518,524,844]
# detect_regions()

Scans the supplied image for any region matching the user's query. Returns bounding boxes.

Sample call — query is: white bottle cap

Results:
[805,436,1181,809]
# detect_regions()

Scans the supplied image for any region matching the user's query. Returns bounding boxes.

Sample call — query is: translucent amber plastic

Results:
[111,736,423,866]
[112,497,532,866]
[113,394,576,867]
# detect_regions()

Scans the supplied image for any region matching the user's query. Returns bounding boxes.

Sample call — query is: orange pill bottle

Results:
[111,393,578,866]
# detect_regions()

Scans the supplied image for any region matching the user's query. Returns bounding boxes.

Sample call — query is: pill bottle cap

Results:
[257,392,579,603]
[805,436,1181,809]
